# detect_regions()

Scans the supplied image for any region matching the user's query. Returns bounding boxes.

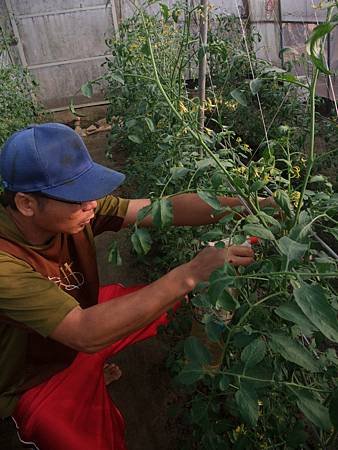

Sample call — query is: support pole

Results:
[198,0,208,134]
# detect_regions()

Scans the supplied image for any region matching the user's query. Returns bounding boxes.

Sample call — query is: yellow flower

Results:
[178,101,188,114]
[291,165,301,178]
[224,100,238,111]
[233,166,247,175]
[204,97,216,112]
[263,174,271,182]
[236,137,242,143]
[234,424,245,434]
[205,127,213,136]
[290,191,301,206]
[253,167,262,177]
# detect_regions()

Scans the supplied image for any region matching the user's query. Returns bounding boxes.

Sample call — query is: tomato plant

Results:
[90,1,338,447]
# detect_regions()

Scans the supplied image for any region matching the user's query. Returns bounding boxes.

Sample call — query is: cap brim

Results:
[41,162,125,202]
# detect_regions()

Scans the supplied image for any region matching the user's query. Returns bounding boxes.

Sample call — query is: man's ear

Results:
[14,193,37,217]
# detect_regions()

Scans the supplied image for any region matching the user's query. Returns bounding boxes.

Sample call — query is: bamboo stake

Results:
[198,0,208,139]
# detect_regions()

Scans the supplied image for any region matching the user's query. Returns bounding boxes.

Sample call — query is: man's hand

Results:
[187,245,254,283]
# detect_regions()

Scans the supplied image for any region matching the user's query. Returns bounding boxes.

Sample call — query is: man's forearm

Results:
[51,262,196,353]
[171,193,242,226]
[51,245,254,353]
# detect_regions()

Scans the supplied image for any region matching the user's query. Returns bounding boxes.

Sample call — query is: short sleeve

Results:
[0,252,79,337]
[91,195,130,235]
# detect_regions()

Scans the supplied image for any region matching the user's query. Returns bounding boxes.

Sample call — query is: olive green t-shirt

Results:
[0,195,129,417]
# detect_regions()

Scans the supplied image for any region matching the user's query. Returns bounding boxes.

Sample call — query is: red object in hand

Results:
[248,236,259,245]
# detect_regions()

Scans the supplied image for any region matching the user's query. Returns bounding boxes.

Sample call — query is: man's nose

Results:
[81,200,97,211]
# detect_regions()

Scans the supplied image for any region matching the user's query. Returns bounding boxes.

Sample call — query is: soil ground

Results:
[2,106,177,450]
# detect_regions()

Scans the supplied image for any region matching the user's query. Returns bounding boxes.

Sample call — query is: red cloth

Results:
[12,284,169,450]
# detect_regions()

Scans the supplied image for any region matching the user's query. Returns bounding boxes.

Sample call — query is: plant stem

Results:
[293,66,319,225]
[221,371,330,393]
[294,5,335,225]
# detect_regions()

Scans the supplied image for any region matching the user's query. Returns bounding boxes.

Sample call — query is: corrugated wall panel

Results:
[17,10,113,65]
[280,0,326,22]
[10,0,105,15]
[32,57,109,109]
[118,1,245,20]
[248,0,281,65]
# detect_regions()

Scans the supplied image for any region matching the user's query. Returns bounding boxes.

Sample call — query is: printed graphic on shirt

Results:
[48,261,84,291]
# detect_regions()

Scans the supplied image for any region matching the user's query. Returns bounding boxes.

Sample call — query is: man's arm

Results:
[50,245,253,353]
[122,194,274,227]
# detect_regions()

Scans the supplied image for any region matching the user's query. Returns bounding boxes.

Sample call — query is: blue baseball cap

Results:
[0,123,125,202]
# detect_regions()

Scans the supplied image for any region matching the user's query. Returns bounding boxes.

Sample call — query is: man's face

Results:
[31,197,97,235]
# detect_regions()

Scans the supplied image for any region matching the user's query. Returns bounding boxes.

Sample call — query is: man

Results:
[0,123,256,450]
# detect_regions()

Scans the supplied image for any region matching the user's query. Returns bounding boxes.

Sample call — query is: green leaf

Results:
[108,240,122,266]
[170,166,191,180]
[152,198,173,228]
[230,89,248,106]
[144,117,155,132]
[140,41,150,56]
[250,180,266,192]
[205,315,224,342]
[275,303,317,333]
[109,73,124,84]
[136,204,152,224]
[216,289,239,311]
[278,236,308,262]
[219,375,230,391]
[197,190,222,210]
[309,174,326,183]
[131,228,152,255]
[235,385,259,427]
[329,228,338,240]
[306,21,337,75]
[257,211,281,229]
[274,190,293,217]
[243,224,274,240]
[184,336,212,366]
[128,134,142,144]
[269,333,321,372]
[81,81,93,98]
[241,338,266,369]
[286,423,308,448]
[69,99,86,117]
[294,282,338,343]
[191,399,210,427]
[249,78,263,95]
[200,229,224,242]
[159,3,169,22]
[172,7,181,23]
[176,362,204,385]
[295,391,332,430]
[208,278,236,303]
[196,158,217,169]
[279,72,309,89]
[329,388,338,429]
